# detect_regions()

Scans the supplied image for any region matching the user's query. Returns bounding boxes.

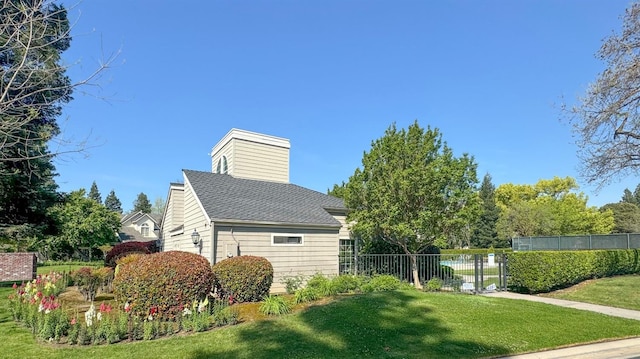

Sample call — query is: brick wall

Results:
[0,253,37,282]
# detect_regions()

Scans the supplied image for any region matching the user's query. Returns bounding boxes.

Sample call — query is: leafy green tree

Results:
[471,174,501,248]
[133,192,152,214]
[600,202,640,233]
[88,181,102,204]
[633,184,640,205]
[338,121,480,289]
[48,189,120,259]
[496,177,614,238]
[566,3,640,188]
[104,190,123,214]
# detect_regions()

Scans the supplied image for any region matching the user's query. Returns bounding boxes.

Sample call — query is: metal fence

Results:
[512,233,640,251]
[339,253,508,293]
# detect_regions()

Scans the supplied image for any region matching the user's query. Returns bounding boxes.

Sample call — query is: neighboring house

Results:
[160,129,351,292]
[119,211,161,243]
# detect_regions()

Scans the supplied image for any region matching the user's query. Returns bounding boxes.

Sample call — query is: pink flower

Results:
[71,318,77,325]
[124,302,131,313]
[12,283,17,289]
[99,302,112,313]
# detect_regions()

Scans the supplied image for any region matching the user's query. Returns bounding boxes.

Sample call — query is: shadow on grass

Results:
[188,291,508,359]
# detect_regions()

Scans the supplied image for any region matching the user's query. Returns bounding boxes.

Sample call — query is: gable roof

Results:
[121,211,161,229]
[183,169,346,227]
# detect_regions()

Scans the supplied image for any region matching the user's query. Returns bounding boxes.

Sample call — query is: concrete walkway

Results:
[482,292,640,359]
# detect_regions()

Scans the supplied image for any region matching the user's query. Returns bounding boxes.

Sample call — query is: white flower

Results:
[38,304,44,313]
[96,312,102,321]
[198,298,209,313]
[182,307,192,317]
[85,303,96,327]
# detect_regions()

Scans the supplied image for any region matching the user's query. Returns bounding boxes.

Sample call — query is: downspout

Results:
[230,226,240,256]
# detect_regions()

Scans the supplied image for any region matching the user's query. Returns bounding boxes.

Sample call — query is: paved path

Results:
[481,292,640,359]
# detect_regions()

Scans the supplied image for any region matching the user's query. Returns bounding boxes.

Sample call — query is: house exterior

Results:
[119,211,161,243]
[160,129,350,292]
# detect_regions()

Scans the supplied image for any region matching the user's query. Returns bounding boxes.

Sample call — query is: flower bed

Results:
[8,271,239,345]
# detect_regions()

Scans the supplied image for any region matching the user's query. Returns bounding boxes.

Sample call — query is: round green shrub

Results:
[212,255,273,303]
[113,251,213,319]
[360,274,402,292]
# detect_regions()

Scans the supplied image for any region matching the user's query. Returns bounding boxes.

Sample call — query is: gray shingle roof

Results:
[184,169,346,227]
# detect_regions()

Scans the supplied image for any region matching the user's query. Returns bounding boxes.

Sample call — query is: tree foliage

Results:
[471,174,502,248]
[567,3,640,188]
[600,202,640,233]
[337,121,480,288]
[0,0,117,164]
[104,190,122,214]
[88,181,102,204]
[48,189,120,257]
[151,196,166,215]
[495,177,614,238]
[133,192,151,214]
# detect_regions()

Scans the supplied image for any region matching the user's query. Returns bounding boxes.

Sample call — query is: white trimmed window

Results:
[216,156,228,174]
[141,223,149,237]
[272,234,303,245]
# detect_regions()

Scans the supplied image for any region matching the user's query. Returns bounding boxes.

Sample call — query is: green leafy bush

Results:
[105,241,158,268]
[259,295,292,316]
[508,249,640,293]
[294,287,320,303]
[330,274,363,293]
[360,274,403,292]
[280,274,305,294]
[212,256,273,303]
[305,273,340,296]
[113,251,213,319]
[425,277,443,292]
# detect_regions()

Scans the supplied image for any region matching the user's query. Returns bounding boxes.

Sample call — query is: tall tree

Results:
[338,121,480,289]
[48,189,120,258]
[104,190,123,214]
[600,202,640,233]
[0,0,116,164]
[633,184,640,205]
[471,174,501,248]
[88,181,102,204]
[495,177,614,238]
[133,192,152,214]
[622,188,637,205]
[567,3,640,188]
[151,196,166,215]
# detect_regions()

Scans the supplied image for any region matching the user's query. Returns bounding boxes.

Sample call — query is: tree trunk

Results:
[409,253,423,290]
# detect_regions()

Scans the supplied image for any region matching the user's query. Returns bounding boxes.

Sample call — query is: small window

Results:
[272,234,303,245]
[141,223,149,237]
[216,156,228,174]
[221,156,228,174]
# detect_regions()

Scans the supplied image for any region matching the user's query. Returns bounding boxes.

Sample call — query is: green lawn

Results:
[2,287,639,359]
[542,275,640,311]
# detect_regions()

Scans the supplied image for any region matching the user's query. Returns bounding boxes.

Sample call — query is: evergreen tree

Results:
[133,192,152,214]
[104,190,123,214]
[633,184,640,205]
[88,181,102,204]
[471,174,501,248]
[622,188,636,204]
[0,1,73,249]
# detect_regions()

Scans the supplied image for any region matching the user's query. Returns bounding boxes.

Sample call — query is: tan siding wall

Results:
[329,212,351,239]
[231,139,289,183]
[211,141,234,174]
[182,180,211,256]
[214,225,339,293]
[162,187,183,251]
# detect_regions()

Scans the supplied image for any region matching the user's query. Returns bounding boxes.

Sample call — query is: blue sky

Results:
[54,0,636,212]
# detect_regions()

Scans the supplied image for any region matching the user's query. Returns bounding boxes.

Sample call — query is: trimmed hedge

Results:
[212,256,273,303]
[508,249,640,293]
[113,251,213,320]
[105,241,158,268]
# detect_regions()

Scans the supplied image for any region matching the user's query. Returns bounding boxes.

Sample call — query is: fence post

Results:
[354,238,359,276]
[628,233,631,249]
[474,254,481,293]
[589,235,592,250]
